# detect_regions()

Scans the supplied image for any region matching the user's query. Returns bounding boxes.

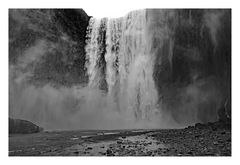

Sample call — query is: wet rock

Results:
[187,151,193,155]
[221,131,226,135]
[186,126,194,129]
[106,149,113,155]
[9,118,43,134]
[147,151,152,156]
[117,140,122,144]
[195,123,205,129]
[227,138,231,142]
[213,141,218,145]
[218,139,224,143]
[130,150,136,155]
[74,151,79,154]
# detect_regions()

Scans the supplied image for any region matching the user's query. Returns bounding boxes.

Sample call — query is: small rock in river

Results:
[187,151,193,155]
[74,151,79,154]
[117,140,122,144]
[213,141,218,145]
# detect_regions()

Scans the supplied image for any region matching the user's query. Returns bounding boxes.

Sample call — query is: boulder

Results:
[9,118,43,134]
[194,123,206,129]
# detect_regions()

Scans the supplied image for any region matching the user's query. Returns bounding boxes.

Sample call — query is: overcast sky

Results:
[84,8,135,18]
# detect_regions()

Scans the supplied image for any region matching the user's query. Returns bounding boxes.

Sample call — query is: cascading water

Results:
[85,10,161,125]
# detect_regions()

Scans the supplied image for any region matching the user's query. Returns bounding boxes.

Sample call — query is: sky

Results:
[84,8,135,18]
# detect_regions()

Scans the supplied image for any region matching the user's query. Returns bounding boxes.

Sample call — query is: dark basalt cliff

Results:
[9,9,90,87]
[151,9,231,124]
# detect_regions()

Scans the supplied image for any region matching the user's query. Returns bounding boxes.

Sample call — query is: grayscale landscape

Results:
[9,9,231,156]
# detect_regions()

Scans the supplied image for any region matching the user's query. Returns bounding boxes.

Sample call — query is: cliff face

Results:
[150,9,231,123]
[9,9,90,87]
[9,9,91,130]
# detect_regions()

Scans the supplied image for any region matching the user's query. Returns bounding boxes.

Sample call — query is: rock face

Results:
[194,119,231,131]
[9,9,90,87]
[9,118,43,134]
[9,9,91,129]
[150,9,231,124]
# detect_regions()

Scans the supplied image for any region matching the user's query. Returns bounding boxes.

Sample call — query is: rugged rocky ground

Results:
[149,120,231,156]
[9,120,231,156]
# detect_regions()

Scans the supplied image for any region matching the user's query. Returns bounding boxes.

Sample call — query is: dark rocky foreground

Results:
[9,120,231,156]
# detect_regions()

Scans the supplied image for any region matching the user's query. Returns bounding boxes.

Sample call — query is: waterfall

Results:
[9,9,230,130]
[85,9,159,122]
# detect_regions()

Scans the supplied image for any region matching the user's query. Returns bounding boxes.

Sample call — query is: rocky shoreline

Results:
[9,120,231,156]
